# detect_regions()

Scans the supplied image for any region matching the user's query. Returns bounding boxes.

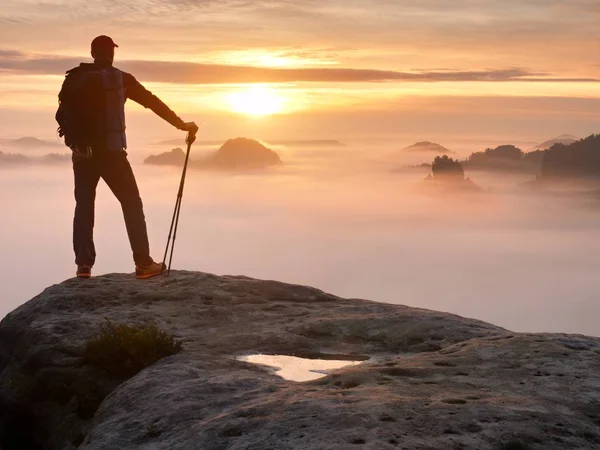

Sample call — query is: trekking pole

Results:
[162,130,197,276]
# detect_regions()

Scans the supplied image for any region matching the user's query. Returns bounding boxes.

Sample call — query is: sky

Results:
[1,0,600,142]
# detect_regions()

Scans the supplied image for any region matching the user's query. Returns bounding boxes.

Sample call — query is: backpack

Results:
[56,66,95,157]
[56,64,126,157]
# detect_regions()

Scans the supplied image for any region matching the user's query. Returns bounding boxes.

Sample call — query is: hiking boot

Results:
[135,261,167,279]
[76,265,92,278]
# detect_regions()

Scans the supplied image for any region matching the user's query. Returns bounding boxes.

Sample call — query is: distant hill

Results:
[144,148,186,166]
[402,141,454,154]
[145,138,282,171]
[463,144,544,173]
[0,151,29,165]
[465,145,524,170]
[197,138,282,170]
[153,139,344,148]
[0,151,69,165]
[532,135,579,151]
[540,134,600,180]
[1,137,62,149]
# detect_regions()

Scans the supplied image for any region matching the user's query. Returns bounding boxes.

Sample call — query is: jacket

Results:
[57,61,186,152]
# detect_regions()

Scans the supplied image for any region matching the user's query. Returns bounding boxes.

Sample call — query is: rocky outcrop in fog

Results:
[197,138,282,170]
[154,139,344,148]
[0,137,62,150]
[0,151,70,166]
[402,141,454,154]
[145,138,282,171]
[422,155,483,192]
[396,142,544,175]
[144,148,186,166]
[2,271,600,449]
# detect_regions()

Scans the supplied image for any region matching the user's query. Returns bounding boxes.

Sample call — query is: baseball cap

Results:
[91,35,119,51]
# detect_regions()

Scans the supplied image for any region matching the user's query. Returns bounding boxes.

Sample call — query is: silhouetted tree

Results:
[466,145,524,169]
[541,134,600,179]
[0,151,29,165]
[431,155,465,181]
[462,144,550,173]
[521,149,545,167]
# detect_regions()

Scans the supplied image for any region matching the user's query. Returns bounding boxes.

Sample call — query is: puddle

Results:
[239,354,366,382]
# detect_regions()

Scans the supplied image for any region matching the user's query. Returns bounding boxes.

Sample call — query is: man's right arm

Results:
[123,72,195,132]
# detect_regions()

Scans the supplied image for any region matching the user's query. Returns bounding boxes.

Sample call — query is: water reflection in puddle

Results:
[239,354,365,382]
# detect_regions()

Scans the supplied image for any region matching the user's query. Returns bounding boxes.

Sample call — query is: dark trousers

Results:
[73,150,152,267]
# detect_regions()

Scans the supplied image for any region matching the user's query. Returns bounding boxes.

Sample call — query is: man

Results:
[56,35,198,279]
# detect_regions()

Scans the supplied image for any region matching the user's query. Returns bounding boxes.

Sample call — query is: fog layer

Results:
[2,141,599,336]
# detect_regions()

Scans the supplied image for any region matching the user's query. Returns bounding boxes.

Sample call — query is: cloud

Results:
[2,0,600,84]
[1,50,597,84]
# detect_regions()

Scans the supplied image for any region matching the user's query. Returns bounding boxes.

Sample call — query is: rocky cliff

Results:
[1,271,600,449]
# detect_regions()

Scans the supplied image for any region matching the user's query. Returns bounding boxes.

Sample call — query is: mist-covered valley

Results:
[2,137,600,337]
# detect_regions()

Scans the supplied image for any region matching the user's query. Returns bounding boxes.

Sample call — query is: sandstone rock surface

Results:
[1,271,600,449]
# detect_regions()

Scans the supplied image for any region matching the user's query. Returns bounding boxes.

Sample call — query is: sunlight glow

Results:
[227,85,286,116]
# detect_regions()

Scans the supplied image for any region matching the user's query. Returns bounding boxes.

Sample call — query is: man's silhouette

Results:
[56,35,198,279]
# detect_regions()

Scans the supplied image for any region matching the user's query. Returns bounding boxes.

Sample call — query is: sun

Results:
[227,85,285,116]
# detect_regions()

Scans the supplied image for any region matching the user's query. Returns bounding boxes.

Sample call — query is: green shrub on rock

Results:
[84,320,182,379]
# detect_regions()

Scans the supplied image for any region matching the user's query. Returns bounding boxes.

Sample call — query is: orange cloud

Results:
[1,50,598,84]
